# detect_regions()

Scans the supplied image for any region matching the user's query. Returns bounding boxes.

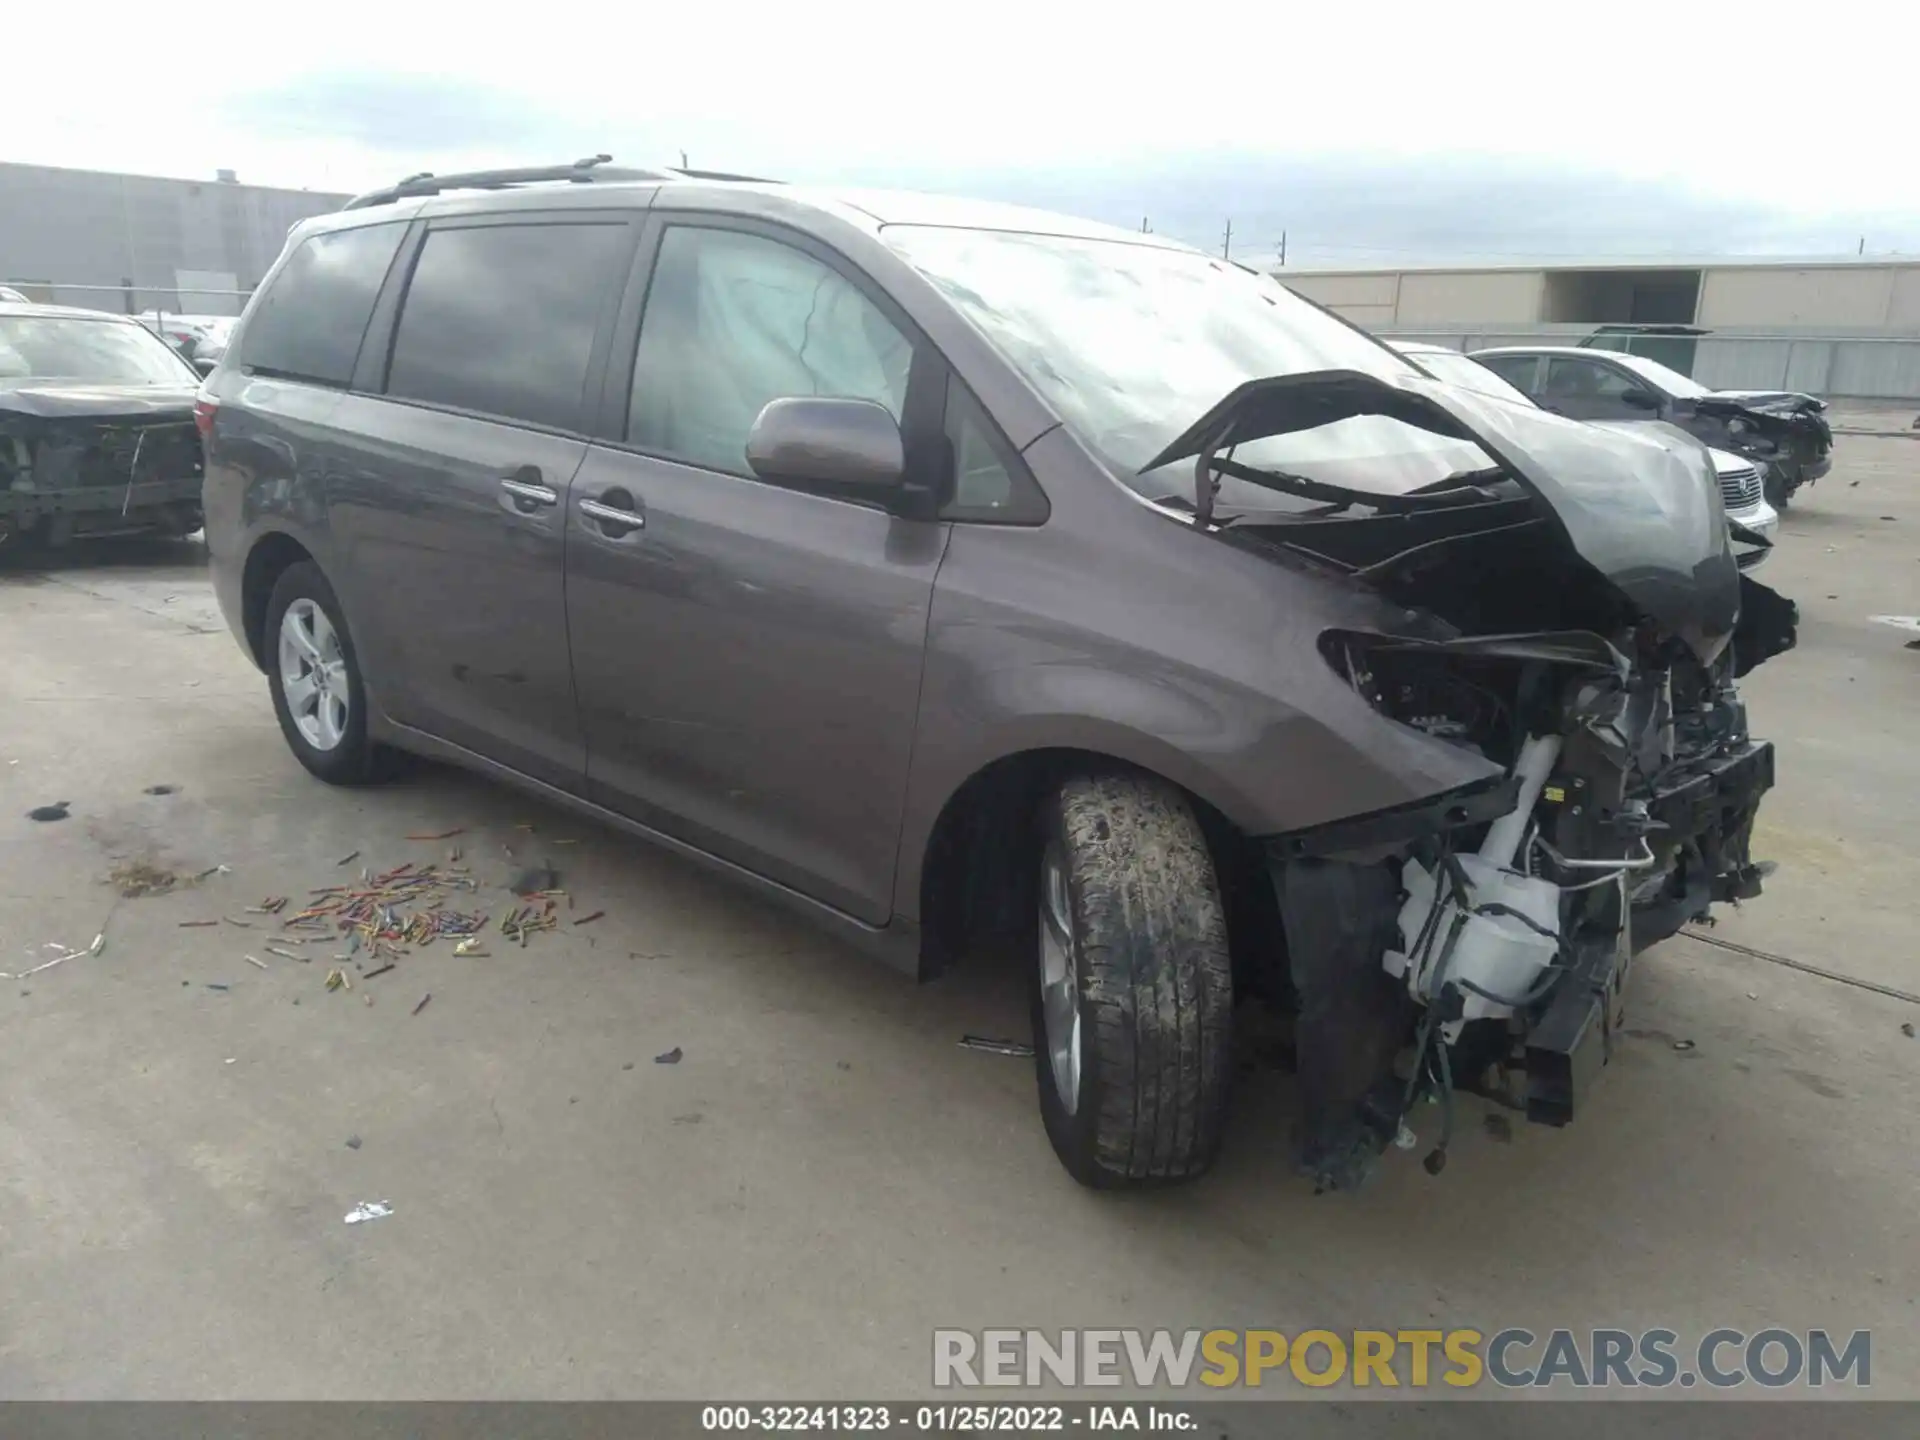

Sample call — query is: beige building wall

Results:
[1697,266,1897,328]
[1393,270,1543,325]
[1278,271,1398,326]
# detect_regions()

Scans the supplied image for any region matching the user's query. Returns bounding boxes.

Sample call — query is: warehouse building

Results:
[0,161,350,317]
[1278,256,1920,399]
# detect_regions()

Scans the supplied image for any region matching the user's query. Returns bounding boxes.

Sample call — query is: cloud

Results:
[204,71,1920,264]
[822,152,1920,264]
[217,72,585,154]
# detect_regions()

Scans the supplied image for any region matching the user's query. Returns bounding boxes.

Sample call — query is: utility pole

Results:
[1858,235,1866,255]
[1141,215,1150,233]
[1278,230,1287,267]
[1222,219,1232,261]
[681,149,690,169]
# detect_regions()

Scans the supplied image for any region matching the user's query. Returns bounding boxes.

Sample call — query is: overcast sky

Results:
[16,1,1920,263]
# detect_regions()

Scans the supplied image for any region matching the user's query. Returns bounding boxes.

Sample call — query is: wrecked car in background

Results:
[1390,341,1779,570]
[1471,344,1833,508]
[201,166,1796,1195]
[0,302,206,549]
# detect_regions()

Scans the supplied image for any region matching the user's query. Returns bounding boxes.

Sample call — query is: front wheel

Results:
[1032,773,1234,1189]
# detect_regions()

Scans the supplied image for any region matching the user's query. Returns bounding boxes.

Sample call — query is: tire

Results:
[1031,772,1234,1189]
[263,561,391,786]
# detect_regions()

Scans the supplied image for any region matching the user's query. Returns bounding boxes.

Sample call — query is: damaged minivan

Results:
[202,166,1796,1192]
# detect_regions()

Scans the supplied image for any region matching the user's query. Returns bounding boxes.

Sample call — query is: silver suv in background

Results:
[200,160,1795,1192]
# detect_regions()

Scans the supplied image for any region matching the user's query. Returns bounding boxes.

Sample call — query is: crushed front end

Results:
[1152,369,1798,1190]
[0,406,204,548]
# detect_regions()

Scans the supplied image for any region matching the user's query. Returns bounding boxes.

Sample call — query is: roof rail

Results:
[342,154,666,210]
[341,154,780,211]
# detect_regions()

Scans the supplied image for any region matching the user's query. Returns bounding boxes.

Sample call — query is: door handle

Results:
[580,493,646,535]
[500,473,558,508]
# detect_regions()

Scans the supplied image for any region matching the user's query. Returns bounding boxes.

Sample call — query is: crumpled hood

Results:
[1702,389,1827,416]
[1142,368,1741,663]
[0,382,199,421]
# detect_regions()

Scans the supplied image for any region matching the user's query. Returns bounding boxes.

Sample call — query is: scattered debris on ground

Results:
[655,1046,683,1065]
[1672,1039,1697,1052]
[345,1135,362,1150]
[109,859,180,898]
[411,993,432,1016]
[959,1034,1035,1058]
[343,1200,393,1225]
[1903,1022,1915,1039]
[2,929,106,980]
[27,801,69,822]
[143,784,178,796]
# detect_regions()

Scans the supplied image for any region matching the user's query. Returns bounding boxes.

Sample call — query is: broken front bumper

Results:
[0,477,204,521]
[1268,733,1778,1189]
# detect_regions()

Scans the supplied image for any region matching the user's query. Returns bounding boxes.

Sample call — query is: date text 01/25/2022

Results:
[700,1404,1195,1431]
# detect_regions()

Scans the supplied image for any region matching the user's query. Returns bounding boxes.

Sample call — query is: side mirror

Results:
[746,396,904,497]
[1619,387,1659,411]
[193,357,217,377]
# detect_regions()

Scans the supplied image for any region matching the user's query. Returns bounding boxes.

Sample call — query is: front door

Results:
[328,213,637,787]
[565,220,947,923]
[1540,355,1660,423]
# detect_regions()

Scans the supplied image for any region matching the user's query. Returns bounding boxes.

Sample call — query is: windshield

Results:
[1398,347,1535,407]
[882,226,1492,504]
[0,316,195,385]
[1611,350,1709,399]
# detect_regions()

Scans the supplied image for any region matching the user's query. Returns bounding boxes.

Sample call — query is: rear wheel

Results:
[264,561,392,785]
[1032,772,1234,1188]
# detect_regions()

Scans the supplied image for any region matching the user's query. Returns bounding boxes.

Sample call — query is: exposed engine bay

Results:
[0,411,205,548]
[1152,368,1799,1191]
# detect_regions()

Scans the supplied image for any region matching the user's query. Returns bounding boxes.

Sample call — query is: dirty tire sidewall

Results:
[264,561,381,786]
[1032,772,1234,1190]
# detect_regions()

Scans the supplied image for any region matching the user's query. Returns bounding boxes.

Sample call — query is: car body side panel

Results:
[203,375,349,662]
[566,446,949,926]
[321,394,590,788]
[892,425,1502,923]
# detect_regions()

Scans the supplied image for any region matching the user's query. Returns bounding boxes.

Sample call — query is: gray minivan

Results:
[200,161,1794,1192]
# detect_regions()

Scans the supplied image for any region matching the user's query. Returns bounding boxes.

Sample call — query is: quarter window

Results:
[941,376,1046,523]
[239,221,406,386]
[628,226,912,475]
[1476,354,1541,396]
[385,222,629,431]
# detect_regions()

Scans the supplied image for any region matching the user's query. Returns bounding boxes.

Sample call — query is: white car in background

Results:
[1391,341,1779,570]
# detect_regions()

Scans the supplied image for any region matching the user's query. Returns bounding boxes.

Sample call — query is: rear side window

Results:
[385,222,628,432]
[238,222,405,385]
[1476,354,1540,396]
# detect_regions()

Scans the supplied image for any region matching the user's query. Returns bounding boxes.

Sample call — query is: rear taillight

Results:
[193,397,218,440]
